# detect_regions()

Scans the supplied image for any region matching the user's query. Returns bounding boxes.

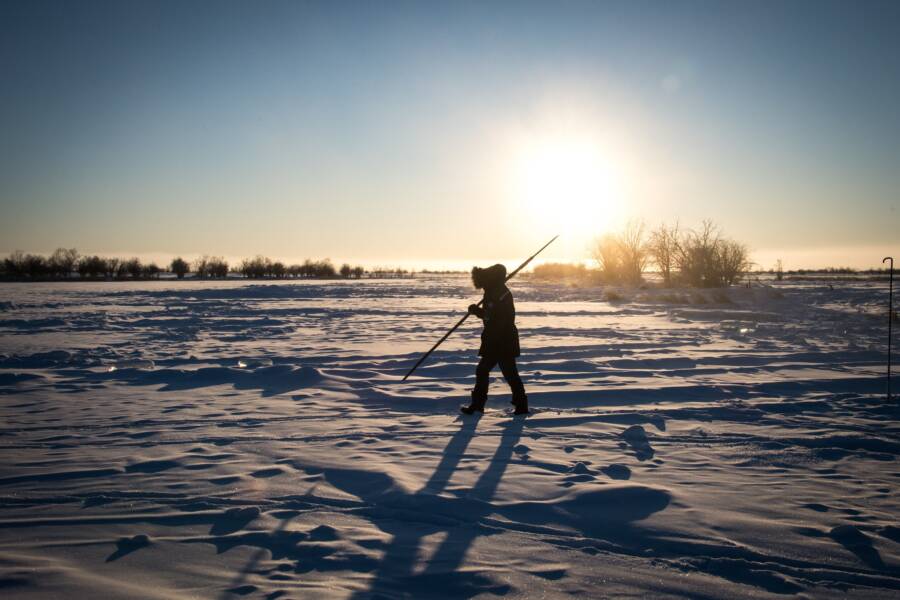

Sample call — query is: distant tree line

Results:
[1,249,163,280]
[369,267,412,278]
[0,249,396,281]
[239,256,350,279]
[773,267,890,275]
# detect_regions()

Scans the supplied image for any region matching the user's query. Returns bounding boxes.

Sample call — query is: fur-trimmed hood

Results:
[472,264,507,290]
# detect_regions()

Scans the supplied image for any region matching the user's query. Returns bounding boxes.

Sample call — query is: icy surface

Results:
[0,277,897,598]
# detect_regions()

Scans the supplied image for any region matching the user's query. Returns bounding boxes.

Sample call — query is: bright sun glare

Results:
[510,135,624,242]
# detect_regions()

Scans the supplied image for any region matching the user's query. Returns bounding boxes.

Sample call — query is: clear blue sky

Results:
[1,0,898,269]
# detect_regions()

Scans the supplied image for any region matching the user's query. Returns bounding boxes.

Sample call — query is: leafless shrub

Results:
[591,220,647,283]
[674,220,720,287]
[715,239,751,286]
[672,220,749,287]
[591,233,624,281]
[533,262,589,280]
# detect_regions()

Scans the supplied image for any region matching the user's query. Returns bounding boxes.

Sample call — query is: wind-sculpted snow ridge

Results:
[0,277,897,598]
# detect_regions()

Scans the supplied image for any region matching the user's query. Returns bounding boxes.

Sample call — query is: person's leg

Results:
[464,356,496,413]
[498,357,528,414]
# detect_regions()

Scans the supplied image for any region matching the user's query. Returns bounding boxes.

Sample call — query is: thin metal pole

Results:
[402,235,559,381]
[885,257,894,401]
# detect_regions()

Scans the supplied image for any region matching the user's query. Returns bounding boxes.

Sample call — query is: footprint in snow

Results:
[601,464,631,480]
[106,534,151,562]
[620,425,655,461]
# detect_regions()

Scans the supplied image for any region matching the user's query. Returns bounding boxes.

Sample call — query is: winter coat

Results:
[470,264,521,358]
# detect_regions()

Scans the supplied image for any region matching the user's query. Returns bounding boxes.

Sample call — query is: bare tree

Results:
[3,251,25,278]
[77,255,105,278]
[619,220,648,283]
[648,223,679,286]
[314,259,335,277]
[208,257,228,278]
[23,254,47,278]
[105,257,121,279]
[675,220,720,287]
[115,259,130,279]
[49,248,79,278]
[122,258,142,279]
[170,257,189,279]
[591,221,647,284]
[240,256,271,278]
[340,263,352,278]
[715,239,751,286]
[668,220,750,287]
[591,233,623,281]
[142,263,161,279]
[193,256,210,278]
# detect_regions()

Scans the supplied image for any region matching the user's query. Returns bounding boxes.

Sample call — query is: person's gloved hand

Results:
[468,304,479,315]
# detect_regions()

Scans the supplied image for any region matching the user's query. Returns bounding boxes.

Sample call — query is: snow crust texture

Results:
[0,277,897,599]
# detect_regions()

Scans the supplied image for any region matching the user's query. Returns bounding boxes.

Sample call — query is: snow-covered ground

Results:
[0,276,897,599]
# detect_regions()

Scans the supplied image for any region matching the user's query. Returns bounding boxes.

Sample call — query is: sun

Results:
[508,134,624,241]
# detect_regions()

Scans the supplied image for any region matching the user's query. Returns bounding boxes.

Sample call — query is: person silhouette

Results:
[461,264,528,415]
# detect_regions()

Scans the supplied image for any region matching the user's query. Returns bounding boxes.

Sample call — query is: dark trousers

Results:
[472,355,526,408]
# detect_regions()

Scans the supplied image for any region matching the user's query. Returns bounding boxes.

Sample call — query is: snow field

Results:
[0,276,897,598]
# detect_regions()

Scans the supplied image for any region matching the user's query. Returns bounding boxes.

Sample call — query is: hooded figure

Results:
[462,264,528,415]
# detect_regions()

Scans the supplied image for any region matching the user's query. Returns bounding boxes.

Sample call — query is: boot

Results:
[461,393,486,415]
[512,394,529,415]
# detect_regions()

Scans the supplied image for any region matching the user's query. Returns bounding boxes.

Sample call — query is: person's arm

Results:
[491,293,515,329]
[468,303,485,319]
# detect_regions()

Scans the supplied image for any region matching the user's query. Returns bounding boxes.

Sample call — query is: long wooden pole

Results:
[402,235,558,381]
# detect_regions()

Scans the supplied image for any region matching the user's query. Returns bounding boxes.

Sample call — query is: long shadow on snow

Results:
[316,416,671,598]
[59,364,337,398]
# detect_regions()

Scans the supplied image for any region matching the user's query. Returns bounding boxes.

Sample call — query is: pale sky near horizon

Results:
[1,1,898,270]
